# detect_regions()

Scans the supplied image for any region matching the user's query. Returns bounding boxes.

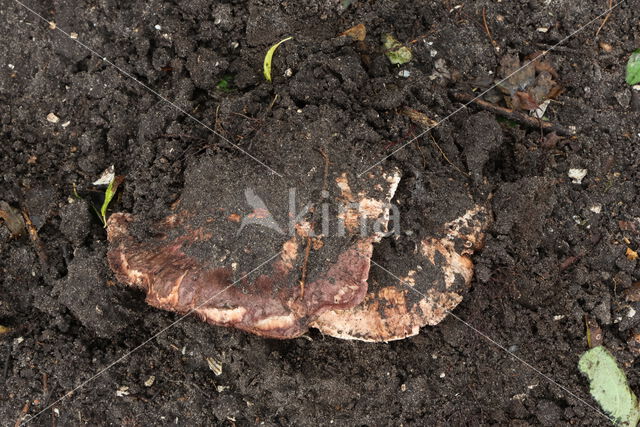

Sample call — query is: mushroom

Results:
[106,112,489,341]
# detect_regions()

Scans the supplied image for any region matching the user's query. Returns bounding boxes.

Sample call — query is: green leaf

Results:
[216,74,234,91]
[263,37,293,82]
[578,346,640,426]
[626,49,640,86]
[382,34,412,65]
[100,176,123,227]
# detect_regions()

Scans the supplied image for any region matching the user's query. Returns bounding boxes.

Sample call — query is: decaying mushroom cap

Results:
[106,108,489,341]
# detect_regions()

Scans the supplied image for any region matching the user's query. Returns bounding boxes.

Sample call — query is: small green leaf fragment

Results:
[263,37,293,82]
[216,75,234,90]
[382,33,412,65]
[626,49,640,86]
[578,346,640,426]
[100,176,123,227]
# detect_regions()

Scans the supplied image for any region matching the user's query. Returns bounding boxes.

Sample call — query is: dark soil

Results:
[1,0,639,425]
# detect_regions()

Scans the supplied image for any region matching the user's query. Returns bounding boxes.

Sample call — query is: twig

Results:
[20,204,49,280]
[267,94,279,111]
[299,236,312,300]
[481,7,499,51]
[14,401,31,427]
[429,135,470,177]
[400,107,438,128]
[452,92,575,136]
[595,0,614,37]
[314,148,330,195]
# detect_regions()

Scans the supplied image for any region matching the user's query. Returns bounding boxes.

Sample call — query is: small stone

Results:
[46,113,60,124]
[568,168,587,184]
[439,372,446,378]
[398,70,411,78]
[154,24,161,30]
[536,27,549,33]
[48,21,56,30]
[144,375,155,387]
[599,42,613,52]
[590,205,602,214]
[70,32,78,39]
[116,386,130,397]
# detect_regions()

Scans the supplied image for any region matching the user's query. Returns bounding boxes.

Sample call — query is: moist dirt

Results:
[1,0,639,425]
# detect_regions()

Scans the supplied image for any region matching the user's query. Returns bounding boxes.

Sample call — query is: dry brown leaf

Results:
[340,24,366,41]
[0,201,26,237]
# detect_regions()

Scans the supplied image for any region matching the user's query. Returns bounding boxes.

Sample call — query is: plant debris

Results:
[578,346,640,426]
[627,49,640,86]
[0,201,26,237]
[263,37,293,82]
[206,357,223,376]
[452,92,575,136]
[382,34,412,65]
[339,23,366,41]
[495,53,562,112]
[99,176,123,227]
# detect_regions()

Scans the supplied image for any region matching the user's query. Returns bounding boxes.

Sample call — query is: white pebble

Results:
[568,168,587,184]
[47,113,60,123]
[439,372,446,378]
[589,205,602,214]
[154,24,162,30]
[398,70,410,78]
[70,32,78,39]
[8,64,14,69]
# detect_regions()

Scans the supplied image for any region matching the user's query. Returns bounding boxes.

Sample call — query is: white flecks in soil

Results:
[46,112,60,123]
[568,168,587,184]
[144,376,155,387]
[116,386,130,397]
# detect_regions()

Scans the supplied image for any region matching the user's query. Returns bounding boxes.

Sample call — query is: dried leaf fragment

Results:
[339,24,366,41]
[206,357,223,376]
[0,201,26,237]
